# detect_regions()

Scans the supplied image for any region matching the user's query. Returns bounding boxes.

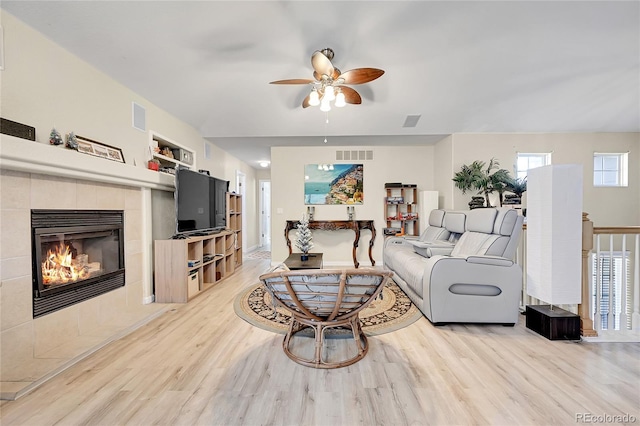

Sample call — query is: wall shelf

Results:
[148,130,196,172]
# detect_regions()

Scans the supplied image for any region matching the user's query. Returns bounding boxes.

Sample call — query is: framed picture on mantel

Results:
[304,163,363,205]
[75,135,125,163]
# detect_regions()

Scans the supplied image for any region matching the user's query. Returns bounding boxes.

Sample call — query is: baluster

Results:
[595,235,602,332]
[608,234,614,330]
[620,235,628,330]
[634,234,640,331]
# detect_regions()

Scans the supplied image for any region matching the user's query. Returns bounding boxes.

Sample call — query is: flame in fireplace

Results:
[42,243,88,286]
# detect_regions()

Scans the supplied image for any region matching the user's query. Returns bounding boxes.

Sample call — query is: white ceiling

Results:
[3,1,639,169]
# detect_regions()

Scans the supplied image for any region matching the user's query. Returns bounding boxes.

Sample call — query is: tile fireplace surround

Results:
[0,135,174,400]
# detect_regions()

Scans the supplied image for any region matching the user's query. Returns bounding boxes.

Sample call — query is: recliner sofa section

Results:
[383,207,524,325]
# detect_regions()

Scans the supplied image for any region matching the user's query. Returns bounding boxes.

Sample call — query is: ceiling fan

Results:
[269,48,385,111]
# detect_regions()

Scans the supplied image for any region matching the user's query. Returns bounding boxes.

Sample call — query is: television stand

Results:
[155,230,237,303]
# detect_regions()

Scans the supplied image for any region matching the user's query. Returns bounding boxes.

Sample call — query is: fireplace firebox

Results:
[31,210,125,318]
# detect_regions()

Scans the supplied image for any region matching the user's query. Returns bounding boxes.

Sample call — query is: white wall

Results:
[449,133,640,226]
[270,145,436,265]
[0,11,260,249]
[434,135,454,209]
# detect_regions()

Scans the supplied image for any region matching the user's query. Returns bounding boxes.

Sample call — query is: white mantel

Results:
[0,134,175,191]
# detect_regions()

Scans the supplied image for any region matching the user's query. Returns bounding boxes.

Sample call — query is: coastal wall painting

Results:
[304,164,364,205]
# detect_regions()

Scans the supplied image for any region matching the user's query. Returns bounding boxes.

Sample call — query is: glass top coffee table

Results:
[284,253,323,270]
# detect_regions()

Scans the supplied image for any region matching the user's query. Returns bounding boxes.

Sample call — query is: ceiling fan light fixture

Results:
[320,98,331,112]
[309,88,320,106]
[335,90,346,107]
[324,85,336,101]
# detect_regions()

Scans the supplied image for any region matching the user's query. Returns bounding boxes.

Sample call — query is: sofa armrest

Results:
[465,256,514,267]
[384,235,420,249]
[408,240,455,258]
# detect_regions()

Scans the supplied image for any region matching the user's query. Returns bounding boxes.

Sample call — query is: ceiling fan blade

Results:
[339,86,362,104]
[311,50,334,78]
[269,79,315,85]
[302,94,311,108]
[339,68,385,85]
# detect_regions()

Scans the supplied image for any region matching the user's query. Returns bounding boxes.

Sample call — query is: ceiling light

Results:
[309,88,320,106]
[259,161,270,168]
[324,85,335,101]
[320,97,331,112]
[335,90,346,108]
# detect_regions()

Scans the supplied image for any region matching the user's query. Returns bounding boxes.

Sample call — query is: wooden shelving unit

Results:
[226,192,243,267]
[154,192,243,303]
[384,185,419,236]
[154,230,236,303]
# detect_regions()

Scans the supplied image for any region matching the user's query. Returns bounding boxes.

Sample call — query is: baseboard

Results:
[143,295,155,304]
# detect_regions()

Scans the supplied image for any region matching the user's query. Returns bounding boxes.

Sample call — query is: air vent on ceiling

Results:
[403,114,421,128]
[335,150,373,161]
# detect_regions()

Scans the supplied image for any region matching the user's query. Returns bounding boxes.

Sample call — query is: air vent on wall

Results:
[132,102,146,131]
[335,150,373,161]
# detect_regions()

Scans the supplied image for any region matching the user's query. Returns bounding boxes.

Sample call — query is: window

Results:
[515,153,551,180]
[593,153,628,187]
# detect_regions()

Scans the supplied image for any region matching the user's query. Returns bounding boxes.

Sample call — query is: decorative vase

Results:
[301,254,309,261]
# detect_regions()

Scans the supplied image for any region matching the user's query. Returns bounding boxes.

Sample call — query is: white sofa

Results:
[383,208,524,325]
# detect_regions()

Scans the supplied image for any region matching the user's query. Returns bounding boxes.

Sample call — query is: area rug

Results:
[245,250,271,260]
[234,280,423,336]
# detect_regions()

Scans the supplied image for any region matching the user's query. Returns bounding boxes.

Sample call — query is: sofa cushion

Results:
[429,209,446,227]
[393,253,430,298]
[419,209,450,242]
[493,208,518,236]
[450,232,500,256]
[444,211,466,234]
[420,226,449,243]
[466,208,497,233]
[384,243,415,270]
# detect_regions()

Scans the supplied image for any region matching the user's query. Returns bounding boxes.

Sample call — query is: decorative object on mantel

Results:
[74,135,125,163]
[148,159,160,171]
[49,127,63,145]
[0,117,36,141]
[295,214,314,261]
[307,206,315,221]
[65,132,78,150]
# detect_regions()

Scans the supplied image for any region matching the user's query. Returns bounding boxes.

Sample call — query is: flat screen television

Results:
[175,168,228,235]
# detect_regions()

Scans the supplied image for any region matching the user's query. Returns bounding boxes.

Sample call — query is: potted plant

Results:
[504,176,527,205]
[452,158,512,208]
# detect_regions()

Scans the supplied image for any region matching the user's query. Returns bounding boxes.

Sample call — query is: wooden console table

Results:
[284,220,376,268]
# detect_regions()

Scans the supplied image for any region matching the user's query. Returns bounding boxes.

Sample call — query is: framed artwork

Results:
[304,164,364,205]
[75,135,125,163]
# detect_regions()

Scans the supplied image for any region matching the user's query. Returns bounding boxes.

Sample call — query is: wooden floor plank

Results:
[1,258,639,425]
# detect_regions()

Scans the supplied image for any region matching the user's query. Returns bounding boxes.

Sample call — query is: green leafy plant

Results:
[452,158,512,207]
[506,176,527,197]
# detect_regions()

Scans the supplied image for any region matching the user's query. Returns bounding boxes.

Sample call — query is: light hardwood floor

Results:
[1,259,638,425]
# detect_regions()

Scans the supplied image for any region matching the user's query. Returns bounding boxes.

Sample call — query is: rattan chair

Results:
[258,268,393,369]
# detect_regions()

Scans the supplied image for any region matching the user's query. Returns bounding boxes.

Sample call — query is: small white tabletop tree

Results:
[295,214,314,260]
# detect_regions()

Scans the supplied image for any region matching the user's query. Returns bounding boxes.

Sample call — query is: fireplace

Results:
[31,210,125,318]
